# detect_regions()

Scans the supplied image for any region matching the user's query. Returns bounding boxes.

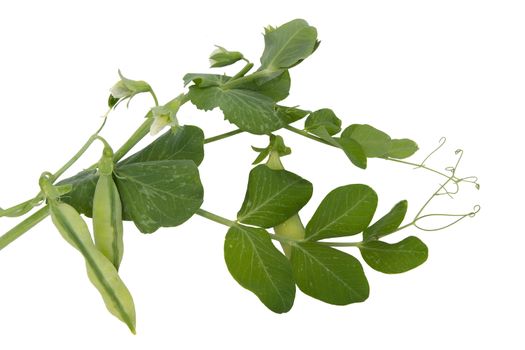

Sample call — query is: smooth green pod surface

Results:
[50,202,136,334]
[93,174,124,270]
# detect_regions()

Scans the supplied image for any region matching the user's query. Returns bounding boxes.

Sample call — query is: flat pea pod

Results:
[93,173,124,270]
[50,201,136,334]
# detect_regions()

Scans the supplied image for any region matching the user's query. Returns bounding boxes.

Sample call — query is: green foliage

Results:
[364,200,408,241]
[115,160,203,233]
[291,242,369,305]
[189,86,285,134]
[224,225,295,313]
[304,108,342,136]
[58,126,204,230]
[0,18,480,334]
[305,184,378,241]
[359,236,428,274]
[387,139,419,159]
[237,165,312,228]
[260,19,319,71]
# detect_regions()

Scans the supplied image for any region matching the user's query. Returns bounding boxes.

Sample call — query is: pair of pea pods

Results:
[40,146,135,334]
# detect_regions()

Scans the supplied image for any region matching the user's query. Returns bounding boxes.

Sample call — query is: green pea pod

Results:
[50,201,136,334]
[93,174,124,270]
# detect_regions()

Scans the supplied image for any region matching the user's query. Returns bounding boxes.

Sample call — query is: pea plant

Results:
[0,19,480,334]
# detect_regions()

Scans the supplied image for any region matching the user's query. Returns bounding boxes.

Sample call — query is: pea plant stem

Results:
[149,90,159,107]
[204,129,245,144]
[51,134,100,181]
[112,118,153,163]
[383,157,461,182]
[231,62,254,80]
[316,241,362,247]
[0,206,49,251]
[196,209,236,227]
[284,125,333,146]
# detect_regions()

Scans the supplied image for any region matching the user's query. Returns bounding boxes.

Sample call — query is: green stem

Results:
[316,241,362,247]
[196,209,236,227]
[112,93,189,163]
[383,157,461,182]
[149,90,159,107]
[112,118,153,163]
[0,206,49,251]
[0,196,43,218]
[231,62,254,80]
[51,117,108,182]
[284,125,335,147]
[204,129,244,144]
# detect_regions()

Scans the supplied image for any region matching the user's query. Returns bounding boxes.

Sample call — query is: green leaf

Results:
[305,184,378,241]
[224,225,295,313]
[237,165,313,228]
[187,85,222,111]
[119,125,205,166]
[183,73,229,88]
[276,105,310,124]
[337,137,367,169]
[364,200,408,241]
[341,124,391,158]
[115,160,203,233]
[309,126,341,147]
[58,126,204,218]
[188,86,284,134]
[237,70,291,102]
[304,108,342,136]
[260,19,318,71]
[291,242,369,305]
[58,169,98,217]
[359,236,428,274]
[386,139,419,159]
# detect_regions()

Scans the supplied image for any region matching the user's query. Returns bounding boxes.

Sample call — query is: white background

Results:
[0,0,523,349]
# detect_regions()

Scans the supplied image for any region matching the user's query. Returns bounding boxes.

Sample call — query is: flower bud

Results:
[149,94,183,136]
[109,70,151,107]
[209,46,243,68]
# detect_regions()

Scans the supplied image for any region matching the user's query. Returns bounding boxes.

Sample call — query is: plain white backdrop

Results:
[0,0,523,348]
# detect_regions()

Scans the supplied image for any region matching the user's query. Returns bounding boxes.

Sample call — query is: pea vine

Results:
[0,19,480,333]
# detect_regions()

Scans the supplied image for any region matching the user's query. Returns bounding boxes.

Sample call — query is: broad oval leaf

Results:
[305,108,342,136]
[359,236,428,274]
[118,125,205,166]
[260,19,318,71]
[224,225,295,313]
[337,137,367,169]
[237,165,313,228]
[188,86,284,134]
[291,242,369,305]
[364,200,408,241]
[386,139,419,159]
[115,160,203,233]
[305,184,378,241]
[341,124,391,158]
